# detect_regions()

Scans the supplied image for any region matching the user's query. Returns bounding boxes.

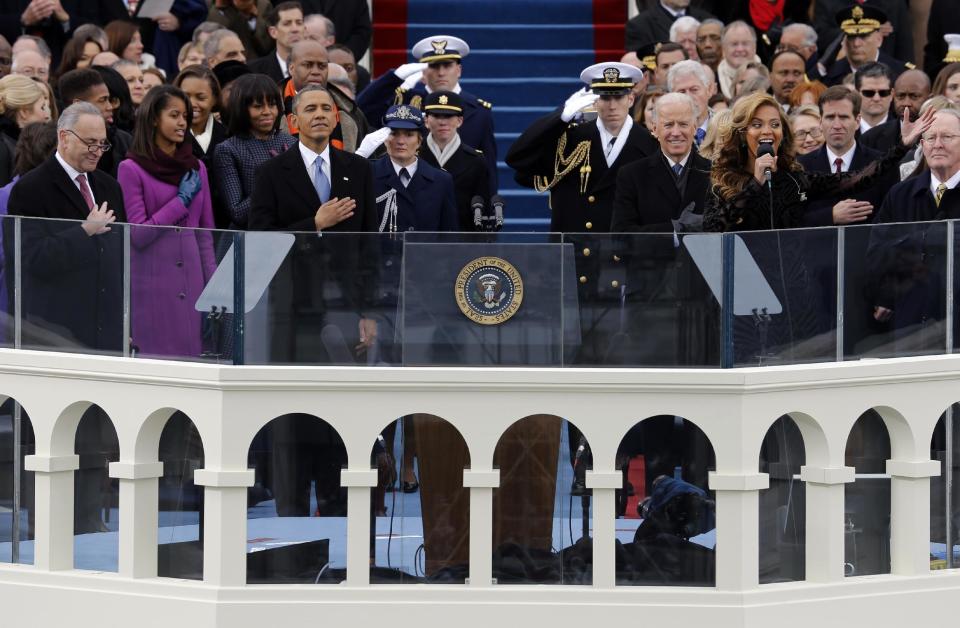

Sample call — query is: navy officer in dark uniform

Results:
[507,61,658,365]
[357,35,497,193]
[822,5,914,87]
[420,90,491,230]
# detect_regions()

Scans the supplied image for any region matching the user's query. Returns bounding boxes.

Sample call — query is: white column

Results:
[887,459,940,575]
[25,454,79,571]
[709,472,769,591]
[194,469,254,587]
[585,471,621,588]
[109,461,164,578]
[341,468,377,587]
[800,465,855,582]
[464,469,499,587]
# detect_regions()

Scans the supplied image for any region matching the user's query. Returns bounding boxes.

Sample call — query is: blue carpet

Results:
[405,0,603,230]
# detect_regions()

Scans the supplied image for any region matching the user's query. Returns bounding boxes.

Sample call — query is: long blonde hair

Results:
[711,92,799,200]
[0,74,47,122]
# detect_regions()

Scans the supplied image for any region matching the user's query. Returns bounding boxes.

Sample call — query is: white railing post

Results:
[709,472,769,591]
[800,465,855,582]
[25,454,79,571]
[585,471,621,588]
[464,469,499,587]
[194,469,255,586]
[887,459,941,575]
[110,461,164,578]
[341,469,377,586]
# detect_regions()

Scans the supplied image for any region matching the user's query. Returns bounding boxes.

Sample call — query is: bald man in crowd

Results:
[861,68,932,153]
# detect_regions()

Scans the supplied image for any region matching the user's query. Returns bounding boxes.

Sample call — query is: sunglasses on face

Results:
[860,89,892,98]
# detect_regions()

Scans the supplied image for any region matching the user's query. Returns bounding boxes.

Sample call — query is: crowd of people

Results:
[0,1,957,364]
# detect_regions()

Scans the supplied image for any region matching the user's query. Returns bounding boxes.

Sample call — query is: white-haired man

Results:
[670,15,700,61]
[716,21,759,100]
[667,59,714,147]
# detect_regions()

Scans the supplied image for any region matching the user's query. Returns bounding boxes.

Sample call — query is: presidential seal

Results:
[455,257,524,325]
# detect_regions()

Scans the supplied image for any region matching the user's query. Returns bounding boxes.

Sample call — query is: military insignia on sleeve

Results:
[455,257,524,325]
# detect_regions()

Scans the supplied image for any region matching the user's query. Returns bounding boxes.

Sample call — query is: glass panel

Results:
[759,415,805,583]
[731,227,839,366]
[0,399,34,564]
[844,221,948,359]
[563,232,722,367]
[615,416,715,586]
[157,412,204,580]
[246,232,393,366]
[844,410,891,577]
[402,232,565,366]
[492,416,592,585]
[13,216,125,355]
[930,403,960,570]
[246,415,347,583]
[73,405,119,571]
[127,224,239,363]
[370,415,470,583]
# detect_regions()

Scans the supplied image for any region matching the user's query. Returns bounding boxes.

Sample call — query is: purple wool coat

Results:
[118,158,217,358]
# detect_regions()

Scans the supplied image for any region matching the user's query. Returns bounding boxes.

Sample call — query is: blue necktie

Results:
[672,163,683,178]
[314,156,330,203]
[695,127,706,147]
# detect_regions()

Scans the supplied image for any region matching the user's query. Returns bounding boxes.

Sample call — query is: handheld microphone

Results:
[757,140,775,185]
[471,195,484,228]
[491,194,505,229]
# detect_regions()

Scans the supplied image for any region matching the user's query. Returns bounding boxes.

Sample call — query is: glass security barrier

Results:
[156,411,204,580]
[844,410,891,577]
[73,403,119,572]
[0,398,33,565]
[758,415,805,584]
[931,402,960,571]
[563,232,722,367]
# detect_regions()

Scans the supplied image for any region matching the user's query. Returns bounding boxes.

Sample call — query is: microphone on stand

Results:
[491,194,505,230]
[471,195,485,229]
[757,140,775,187]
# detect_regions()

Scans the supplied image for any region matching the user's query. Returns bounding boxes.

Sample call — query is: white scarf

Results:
[717,55,761,100]
[426,133,461,168]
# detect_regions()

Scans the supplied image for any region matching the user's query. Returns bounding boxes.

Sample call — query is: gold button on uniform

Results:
[582,248,591,256]
[585,221,593,229]
[611,280,619,288]
[613,255,621,262]
[588,195,596,203]
[579,276,587,284]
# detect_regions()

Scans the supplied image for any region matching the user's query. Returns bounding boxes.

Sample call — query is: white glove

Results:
[356,127,391,158]
[400,70,423,91]
[394,62,428,80]
[561,88,599,122]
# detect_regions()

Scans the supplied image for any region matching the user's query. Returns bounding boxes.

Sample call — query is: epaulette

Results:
[478,98,493,110]
[905,61,916,70]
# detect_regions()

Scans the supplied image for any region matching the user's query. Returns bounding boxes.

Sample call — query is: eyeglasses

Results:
[795,128,823,139]
[921,133,960,144]
[860,89,891,98]
[65,129,112,153]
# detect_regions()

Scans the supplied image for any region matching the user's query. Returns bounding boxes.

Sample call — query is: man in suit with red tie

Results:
[248,84,377,517]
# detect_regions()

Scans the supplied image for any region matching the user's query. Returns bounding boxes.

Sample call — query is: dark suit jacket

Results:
[371,157,458,232]
[925,0,960,81]
[625,5,714,52]
[419,140,490,230]
[798,143,893,226]
[611,151,711,232]
[6,155,126,351]
[248,52,285,85]
[300,0,372,59]
[859,118,902,154]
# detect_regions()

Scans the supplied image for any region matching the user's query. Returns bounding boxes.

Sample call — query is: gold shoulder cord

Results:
[533,132,592,194]
[393,87,405,106]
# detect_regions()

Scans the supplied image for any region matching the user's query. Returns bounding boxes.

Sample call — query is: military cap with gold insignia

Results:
[634,43,658,72]
[835,4,887,37]
[945,34,960,63]
[411,35,470,64]
[423,90,464,116]
[579,62,644,96]
[383,104,424,129]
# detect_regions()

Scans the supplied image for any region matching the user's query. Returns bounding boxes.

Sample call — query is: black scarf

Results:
[126,141,199,186]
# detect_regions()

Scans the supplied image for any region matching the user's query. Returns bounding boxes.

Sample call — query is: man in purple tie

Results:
[6,101,126,352]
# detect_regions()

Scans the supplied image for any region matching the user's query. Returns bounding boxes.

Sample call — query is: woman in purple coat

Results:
[119,85,216,359]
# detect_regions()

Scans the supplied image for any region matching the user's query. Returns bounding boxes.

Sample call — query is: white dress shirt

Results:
[192,115,215,154]
[826,143,857,173]
[298,141,331,191]
[55,151,97,207]
[931,169,960,196]
[597,115,633,167]
[277,51,289,78]
[391,158,418,184]
[860,114,888,135]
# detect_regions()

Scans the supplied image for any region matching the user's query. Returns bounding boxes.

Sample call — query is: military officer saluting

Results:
[419,90,491,230]
[506,61,657,233]
[823,5,915,87]
[357,35,497,192]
